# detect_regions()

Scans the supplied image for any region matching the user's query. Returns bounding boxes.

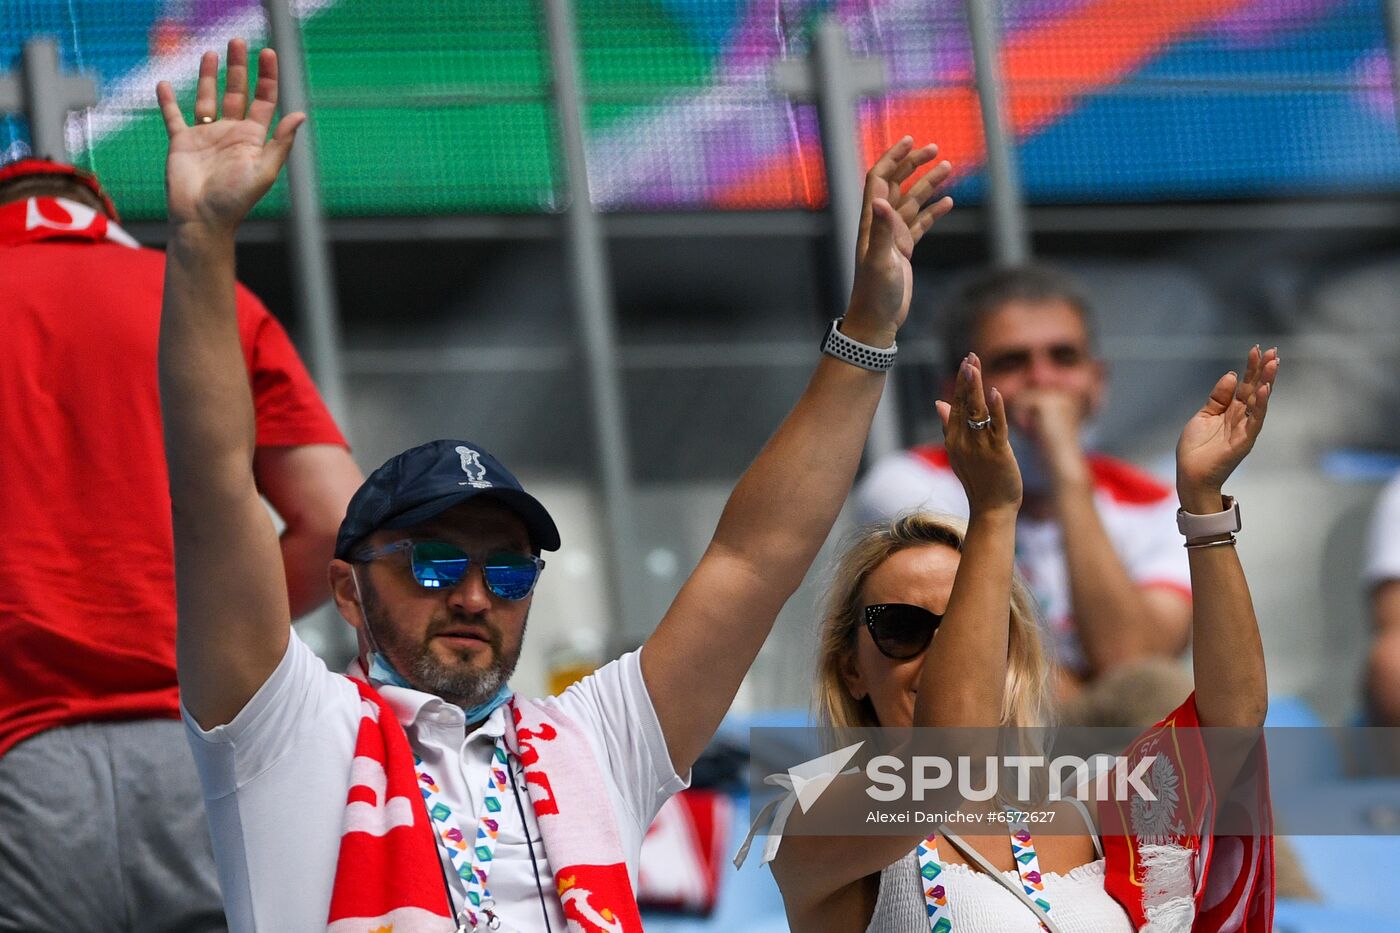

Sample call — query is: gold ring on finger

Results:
[966,415,992,431]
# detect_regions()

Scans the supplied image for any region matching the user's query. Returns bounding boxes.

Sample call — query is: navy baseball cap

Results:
[335,439,560,559]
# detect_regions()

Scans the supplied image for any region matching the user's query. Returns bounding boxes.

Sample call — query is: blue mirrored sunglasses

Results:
[353,539,545,601]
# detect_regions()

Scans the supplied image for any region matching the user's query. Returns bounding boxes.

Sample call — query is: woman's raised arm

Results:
[1174,345,1280,728]
[916,353,1024,727]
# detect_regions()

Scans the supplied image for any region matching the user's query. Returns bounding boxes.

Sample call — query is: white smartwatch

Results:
[821,318,897,371]
[1176,496,1241,541]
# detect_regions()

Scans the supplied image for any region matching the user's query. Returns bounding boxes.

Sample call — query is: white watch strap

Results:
[821,318,896,371]
[1176,495,1241,539]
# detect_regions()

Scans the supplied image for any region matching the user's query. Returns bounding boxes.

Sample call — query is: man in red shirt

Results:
[0,158,363,931]
[856,266,1194,722]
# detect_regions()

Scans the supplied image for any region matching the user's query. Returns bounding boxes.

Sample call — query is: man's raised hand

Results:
[847,137,954,343]
[156,39,304,232]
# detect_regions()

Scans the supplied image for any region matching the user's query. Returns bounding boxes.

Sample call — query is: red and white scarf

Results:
[1100,693,1274,933]
[327,678,644,932]
[0,196,138,249]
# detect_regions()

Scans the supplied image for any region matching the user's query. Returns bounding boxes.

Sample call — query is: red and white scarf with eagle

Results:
[1100,693,1274,933]
[327,678,644,932]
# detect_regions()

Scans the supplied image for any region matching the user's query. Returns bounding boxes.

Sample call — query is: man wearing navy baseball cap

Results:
[159,41,954,932]
[334,439,562,559]
[328,439,562,724]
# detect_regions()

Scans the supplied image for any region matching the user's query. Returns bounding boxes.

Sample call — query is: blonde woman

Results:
[761,347,1278,932]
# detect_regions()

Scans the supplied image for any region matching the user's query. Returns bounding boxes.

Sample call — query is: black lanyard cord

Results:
[508,756,555,933]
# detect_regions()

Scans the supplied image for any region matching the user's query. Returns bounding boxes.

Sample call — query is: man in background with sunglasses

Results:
[0,155,361,931]
[158,41,954,931]
[856,266,1193,724]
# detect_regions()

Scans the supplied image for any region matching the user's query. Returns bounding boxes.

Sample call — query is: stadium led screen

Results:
[3,0,1397,218]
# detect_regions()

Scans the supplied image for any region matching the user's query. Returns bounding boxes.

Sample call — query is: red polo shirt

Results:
[0,197,347,758]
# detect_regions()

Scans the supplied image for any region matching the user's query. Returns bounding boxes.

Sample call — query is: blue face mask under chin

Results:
[353,566,513,723]
[366,650,414,689]
[365,651,514,723]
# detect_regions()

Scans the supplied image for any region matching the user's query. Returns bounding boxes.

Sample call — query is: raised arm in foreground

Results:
[920,354,1023,727]
[1175,345,1279,728]
[158,40,305,728]
[641,137,954,775]
[771,357,1025,919]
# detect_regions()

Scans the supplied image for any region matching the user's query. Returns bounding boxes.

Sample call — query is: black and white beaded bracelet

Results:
[820,318,897,371]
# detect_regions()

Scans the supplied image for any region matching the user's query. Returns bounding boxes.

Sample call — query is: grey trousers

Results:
[0,719,227,932]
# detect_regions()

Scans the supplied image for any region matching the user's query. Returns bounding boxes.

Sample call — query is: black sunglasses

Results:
[863,603,944,659]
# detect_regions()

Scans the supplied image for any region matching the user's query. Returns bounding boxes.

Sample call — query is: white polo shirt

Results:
[185,632,687,932]
[855,445,1191,674]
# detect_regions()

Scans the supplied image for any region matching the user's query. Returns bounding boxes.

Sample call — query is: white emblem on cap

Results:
[27,196,98,232]
[455,446,493,488]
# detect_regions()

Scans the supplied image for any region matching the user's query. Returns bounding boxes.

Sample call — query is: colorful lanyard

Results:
[416,738,511,933]
[916,816,1052,933]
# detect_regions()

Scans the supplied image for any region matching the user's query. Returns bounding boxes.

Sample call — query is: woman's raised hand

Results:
[1176,345,1280,509]
[936,353,1022,514]
[156,39,304,233]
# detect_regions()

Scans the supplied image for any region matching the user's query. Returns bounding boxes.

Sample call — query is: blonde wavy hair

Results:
[816,512,1051,734]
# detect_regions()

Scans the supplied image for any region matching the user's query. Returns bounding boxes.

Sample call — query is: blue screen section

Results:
[2,1,163,83]
[1013,0,1400,200]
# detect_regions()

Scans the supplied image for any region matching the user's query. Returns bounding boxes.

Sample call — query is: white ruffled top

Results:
[867,852,1135,932]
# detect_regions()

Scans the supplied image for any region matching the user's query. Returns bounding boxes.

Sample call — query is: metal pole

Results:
[263,1,348,424]
[811,16,902,461]
[812,20,864,298]
[1383,0,1400,138]
[964,0,1031,265]
[542,0,637,642]
[19,38,95,161]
